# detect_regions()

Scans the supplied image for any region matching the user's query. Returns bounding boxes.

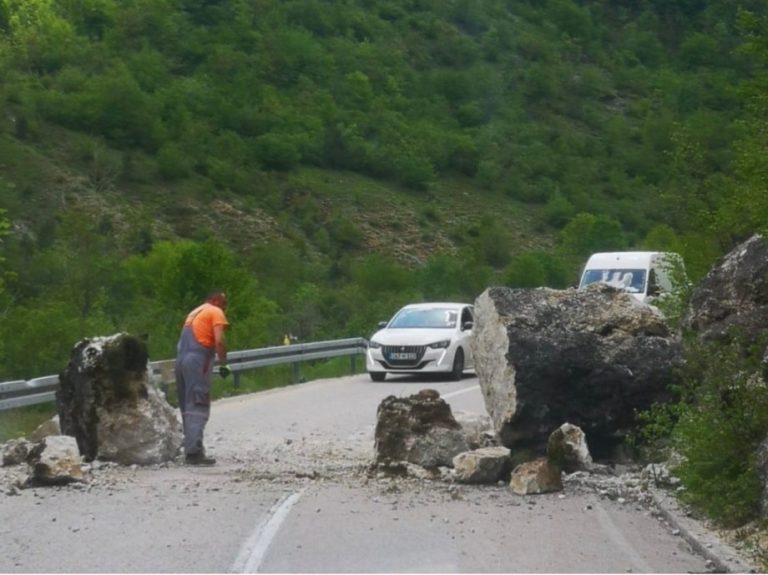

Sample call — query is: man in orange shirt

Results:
[175,290,230,465]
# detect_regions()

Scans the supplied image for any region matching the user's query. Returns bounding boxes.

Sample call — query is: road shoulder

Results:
[650,486,762,573]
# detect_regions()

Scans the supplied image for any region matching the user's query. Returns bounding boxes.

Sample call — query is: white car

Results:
[366,302,475,382]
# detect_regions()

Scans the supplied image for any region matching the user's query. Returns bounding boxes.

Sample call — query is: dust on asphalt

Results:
[1,428,763,573]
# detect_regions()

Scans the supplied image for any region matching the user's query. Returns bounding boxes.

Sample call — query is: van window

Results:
[580,269,647,294]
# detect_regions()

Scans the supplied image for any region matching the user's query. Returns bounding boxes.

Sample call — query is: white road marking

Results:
[442,384,480,399]
[230,489,305,573]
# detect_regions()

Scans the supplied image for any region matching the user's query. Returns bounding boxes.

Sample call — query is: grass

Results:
[0,403,58,443]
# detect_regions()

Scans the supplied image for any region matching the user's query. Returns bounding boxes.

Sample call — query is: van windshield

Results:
[580,269,647,294]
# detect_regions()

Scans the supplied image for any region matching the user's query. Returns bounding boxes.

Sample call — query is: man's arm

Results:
[213,324,227,364]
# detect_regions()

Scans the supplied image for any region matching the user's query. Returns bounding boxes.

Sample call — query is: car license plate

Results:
[390,352,417,360]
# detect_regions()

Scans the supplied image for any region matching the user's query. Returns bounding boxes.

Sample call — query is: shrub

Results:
[254,133,302,171]
[671,334,768,527]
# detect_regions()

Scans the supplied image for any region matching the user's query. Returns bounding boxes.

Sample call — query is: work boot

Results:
[185,452,216,466]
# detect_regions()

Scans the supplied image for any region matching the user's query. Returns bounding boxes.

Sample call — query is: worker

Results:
[175,290,231,466]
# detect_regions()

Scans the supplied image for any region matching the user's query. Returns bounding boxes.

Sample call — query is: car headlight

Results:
[368,340,382,349]
[428,339,451,349]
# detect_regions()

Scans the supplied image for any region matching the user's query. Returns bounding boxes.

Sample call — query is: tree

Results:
[559,212,627,261]
[4,0,78,71]
[504,251,569,289]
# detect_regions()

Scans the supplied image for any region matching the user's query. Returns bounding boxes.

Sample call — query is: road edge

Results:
[649,486,760,573]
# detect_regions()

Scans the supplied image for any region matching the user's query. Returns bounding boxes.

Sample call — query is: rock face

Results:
[682,234,768,347]
[57,333,182,465]
[374,389,469,468]
[471,285,681,454]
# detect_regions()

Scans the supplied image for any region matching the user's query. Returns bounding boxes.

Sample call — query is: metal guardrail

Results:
[0,376,60,411]
[0,337,369,411]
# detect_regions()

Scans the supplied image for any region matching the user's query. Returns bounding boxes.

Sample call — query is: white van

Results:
[578,251,687,303]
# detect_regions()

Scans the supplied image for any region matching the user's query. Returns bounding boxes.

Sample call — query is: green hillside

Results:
[1,0,767,376]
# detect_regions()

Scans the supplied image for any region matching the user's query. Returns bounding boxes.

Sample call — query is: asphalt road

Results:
[0,373,712,573]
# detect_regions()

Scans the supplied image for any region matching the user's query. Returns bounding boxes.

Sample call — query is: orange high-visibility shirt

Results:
[184,303,229,348]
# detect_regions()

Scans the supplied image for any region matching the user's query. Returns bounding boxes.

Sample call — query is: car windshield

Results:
[389,308,459,329]
[580,269,647,294]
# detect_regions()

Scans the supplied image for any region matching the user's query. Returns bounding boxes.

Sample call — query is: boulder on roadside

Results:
[374,389,469,469]
[471,285,681,454]
[509,457,563,495]
[57,333,182,465]
[453,446,511,484]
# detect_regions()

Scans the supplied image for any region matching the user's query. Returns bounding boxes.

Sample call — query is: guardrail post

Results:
[350,355,357,374]
[233,371,241,389]
[291,362,300,384]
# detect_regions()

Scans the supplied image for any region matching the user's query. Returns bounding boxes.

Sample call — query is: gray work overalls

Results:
[175,313,214,457]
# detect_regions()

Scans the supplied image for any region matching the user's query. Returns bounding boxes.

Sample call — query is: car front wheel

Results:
[369,372,386,382]
[450,348,464,381]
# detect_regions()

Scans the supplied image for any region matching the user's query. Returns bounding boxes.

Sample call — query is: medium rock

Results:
[509,457,563,495]
[547,422,593,473]
[453,446,511,484]
[26,435,84,486]
[374,389,469,469]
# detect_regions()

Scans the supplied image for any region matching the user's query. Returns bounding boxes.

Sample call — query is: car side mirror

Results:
[377,321,388,329]
[462,321,473,331]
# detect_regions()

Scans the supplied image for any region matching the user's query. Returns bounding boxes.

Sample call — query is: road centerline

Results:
[230,489,305,573]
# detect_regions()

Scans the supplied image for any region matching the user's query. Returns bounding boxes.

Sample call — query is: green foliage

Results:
[504,251,569,289]
[558,212,627,260]
[118,238,280,359]
[671,334,768,526]
[156,143,192,180]
[461,215,514,268]
[2,297,114,378]
[254,133,303,172]
[0,208,10,295]
[0,403,57,443]
[544,190,576,229]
